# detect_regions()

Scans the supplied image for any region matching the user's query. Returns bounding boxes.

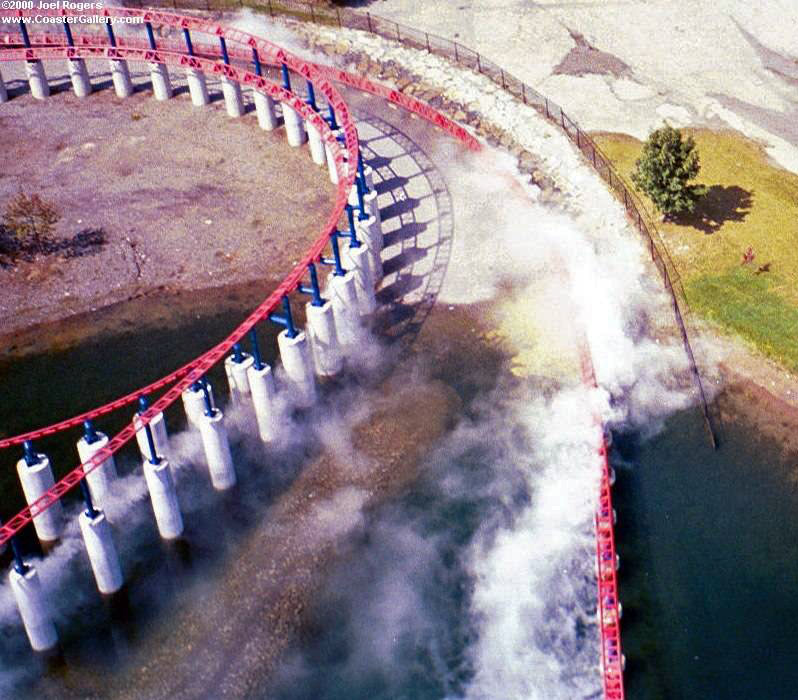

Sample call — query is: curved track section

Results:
[0,8,623,697]
[0,6,476,544]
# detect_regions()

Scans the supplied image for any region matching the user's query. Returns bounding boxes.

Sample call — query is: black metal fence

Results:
[133,0,717,446]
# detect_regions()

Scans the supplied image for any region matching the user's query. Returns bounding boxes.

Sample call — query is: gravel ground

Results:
[0,58,335,335]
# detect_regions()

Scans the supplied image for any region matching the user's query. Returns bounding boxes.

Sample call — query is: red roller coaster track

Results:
[0,8,622,696]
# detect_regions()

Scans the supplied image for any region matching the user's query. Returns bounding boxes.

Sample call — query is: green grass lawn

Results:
[592,129,798,372]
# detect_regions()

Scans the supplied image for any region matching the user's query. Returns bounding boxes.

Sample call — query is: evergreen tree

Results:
[631,125,705,219]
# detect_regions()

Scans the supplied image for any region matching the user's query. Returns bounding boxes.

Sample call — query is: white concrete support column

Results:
[9,565,57,652]
[344,243,377,316]
[282,103,307,147]
[198,410,236,490]
[185,67,209,107]
[76,433,118,509]
[25,61,49,100]
[149,62,172,101]
[221,75,244,117]
[224,353,254,405]
[356,213,383,283]
[143,458,183,539]
[327,271,360,347]
[248,363,279,443]
[254,90,278,130]
[277,330,315,408]
[67,58,91,98]
[109,59,133,98]
[16,453,63,543]
[306,120,327,166]
[134,411,170,462]
[0,68,7,103]
[181,382,212,428]
[306,300,342,377]
[365,189,382,226]
[79,509,123,594]
[325,129,347,184]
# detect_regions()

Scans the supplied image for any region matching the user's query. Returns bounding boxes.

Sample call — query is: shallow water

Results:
[614,404,798,699]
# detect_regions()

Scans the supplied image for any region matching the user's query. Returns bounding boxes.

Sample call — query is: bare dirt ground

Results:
[0,59,336,336]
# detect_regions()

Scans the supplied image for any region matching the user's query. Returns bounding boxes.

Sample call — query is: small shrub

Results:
[2,192,60,251]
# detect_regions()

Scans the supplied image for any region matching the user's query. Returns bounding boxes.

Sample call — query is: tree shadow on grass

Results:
[673,185,753,234]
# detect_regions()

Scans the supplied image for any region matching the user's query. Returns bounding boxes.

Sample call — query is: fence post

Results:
[454,42,459,61]
[592,145,597,168]
[477,53,482,72]
[426,33,430,53]
[268,0,273,17]
[623,189,629,209]
[366,12,372,33]
[336,8,341,27]
[395,21,400,41]
[310,4,315,22]
[521,82,527,104]
[544,98,550,119]
[500,69,506,88]
[576,128,581,148]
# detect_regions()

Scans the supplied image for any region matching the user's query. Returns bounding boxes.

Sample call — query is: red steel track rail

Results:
[0,7,477,546]
[1,9,622,697]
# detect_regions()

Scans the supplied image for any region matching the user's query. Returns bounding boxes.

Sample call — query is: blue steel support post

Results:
[79,479,98,519]
[281,63,291,91]
[346,205,361,247]
[233,342,244,363]
[22,440,37,467]
[105,22,117,48]
[330,232,345,276]
[9,535,27,574]
[309,263,323,306]
[138,396,159,464]
[219,36,230,65]
[252,48,262,76]
[183,28,194,56]
[297,263,325,306]
[305,80,317,111]
[327,103,338,130]
[83,420,99,445]
[249,328,264,371]
[63,22,75,47]
[145,22,157,50]
[200,379,215,417]
[19,23,31,49]
[268,297,298,338]
[355,175,367,220]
